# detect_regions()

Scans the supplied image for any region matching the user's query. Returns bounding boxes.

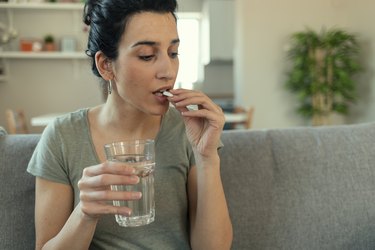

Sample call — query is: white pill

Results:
[163,91,174,97]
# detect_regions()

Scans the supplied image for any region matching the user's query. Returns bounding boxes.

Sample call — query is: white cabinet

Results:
[202,0,234,64]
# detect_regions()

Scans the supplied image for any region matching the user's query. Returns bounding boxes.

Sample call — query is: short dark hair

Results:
[83,0,178,78]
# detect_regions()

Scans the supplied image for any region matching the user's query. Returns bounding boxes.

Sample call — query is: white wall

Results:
[234,0,375,129]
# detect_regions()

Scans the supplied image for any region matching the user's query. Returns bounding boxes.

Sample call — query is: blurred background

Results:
[0,0,374,133]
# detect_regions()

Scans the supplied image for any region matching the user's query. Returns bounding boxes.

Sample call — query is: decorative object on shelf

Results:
[285,27,362,126]
[43,34,56,51]
[19,39,33,51]
[19,38,42,52]
[61,36,76,52]
[0,22,18,45]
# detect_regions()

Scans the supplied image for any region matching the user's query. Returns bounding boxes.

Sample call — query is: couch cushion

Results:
[0,134,40,250]
[220,123,375,250]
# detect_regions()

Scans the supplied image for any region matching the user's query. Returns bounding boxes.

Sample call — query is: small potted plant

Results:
[43,34,56,52]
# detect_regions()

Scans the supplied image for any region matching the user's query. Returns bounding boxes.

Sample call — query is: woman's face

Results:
[112,12,179,115]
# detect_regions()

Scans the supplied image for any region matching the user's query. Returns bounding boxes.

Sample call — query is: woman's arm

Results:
[168,89,233,249]
[35,178,97,250]
[188,160,233,250]
[34,162,140,250]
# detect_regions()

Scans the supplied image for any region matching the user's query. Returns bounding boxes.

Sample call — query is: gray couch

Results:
[1,122,375,250]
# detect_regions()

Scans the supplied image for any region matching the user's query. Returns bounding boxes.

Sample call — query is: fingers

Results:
[169,89,223,114]
[82,161,136,177]
[78,162,141,200]
[77,162,142,218]
[80,189,142,203]
[168,89,225,127]
[79,170,139,189]
[80,201,133,217]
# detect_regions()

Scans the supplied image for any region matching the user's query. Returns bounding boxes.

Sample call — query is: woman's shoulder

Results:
[50,108,88,130]
[42,108,90,140]
[54,108,89,124]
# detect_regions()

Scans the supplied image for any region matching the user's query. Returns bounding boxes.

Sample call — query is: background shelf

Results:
[0,2,84,10]
[0,51,87,59]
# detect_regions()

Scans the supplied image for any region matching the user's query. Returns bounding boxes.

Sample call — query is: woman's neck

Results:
[90,102,162,142]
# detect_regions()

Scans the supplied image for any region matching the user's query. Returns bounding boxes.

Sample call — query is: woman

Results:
[27,0,232,249]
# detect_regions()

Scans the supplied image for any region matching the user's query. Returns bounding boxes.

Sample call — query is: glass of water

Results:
[104,140,155,227]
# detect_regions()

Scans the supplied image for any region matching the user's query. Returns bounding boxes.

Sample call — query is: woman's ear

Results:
[95,51,113,80]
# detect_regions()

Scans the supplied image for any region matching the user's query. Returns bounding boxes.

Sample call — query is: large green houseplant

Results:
[285,27,361,126]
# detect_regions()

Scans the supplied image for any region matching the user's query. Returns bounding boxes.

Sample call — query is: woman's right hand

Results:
[77,162,141,220]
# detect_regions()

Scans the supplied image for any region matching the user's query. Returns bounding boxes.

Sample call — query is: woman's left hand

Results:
[168,89,225,158]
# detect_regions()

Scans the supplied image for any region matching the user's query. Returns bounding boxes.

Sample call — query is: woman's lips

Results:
[153,90,169,103]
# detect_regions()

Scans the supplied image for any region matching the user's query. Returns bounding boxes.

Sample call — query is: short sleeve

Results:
[27,119,70,185]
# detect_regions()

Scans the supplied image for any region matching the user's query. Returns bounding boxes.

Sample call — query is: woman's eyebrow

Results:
[132,40,156,47]
[131,38,180,48]
[171,38,180,45]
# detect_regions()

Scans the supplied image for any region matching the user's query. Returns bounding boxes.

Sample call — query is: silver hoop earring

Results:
[108,80,112,95]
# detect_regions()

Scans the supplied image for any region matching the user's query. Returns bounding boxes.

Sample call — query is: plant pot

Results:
[44,42,56,52]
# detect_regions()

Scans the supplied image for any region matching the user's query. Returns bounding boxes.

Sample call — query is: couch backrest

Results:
[219,122,375,250]
[2,122,375,250]
[0,134,40,250]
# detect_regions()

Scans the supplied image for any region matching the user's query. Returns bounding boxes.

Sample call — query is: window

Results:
[176,13,203,90]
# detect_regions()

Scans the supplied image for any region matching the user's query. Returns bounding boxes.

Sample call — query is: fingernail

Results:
[133,192,142,199]
[131,175,140,183]
[129,167,136,174]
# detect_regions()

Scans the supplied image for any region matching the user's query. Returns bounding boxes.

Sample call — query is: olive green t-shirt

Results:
[27,107,195,249]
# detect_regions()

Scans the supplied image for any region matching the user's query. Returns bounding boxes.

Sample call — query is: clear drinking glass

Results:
[104,140,155,227]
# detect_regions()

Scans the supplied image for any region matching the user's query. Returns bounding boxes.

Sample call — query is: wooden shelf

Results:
[0,51,87,59]
[0,2,84,10]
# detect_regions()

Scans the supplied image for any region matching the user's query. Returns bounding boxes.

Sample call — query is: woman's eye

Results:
[170,52,179,58]
[139,55,154,61]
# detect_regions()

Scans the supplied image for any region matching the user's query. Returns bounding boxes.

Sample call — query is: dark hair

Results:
[83,0,178,78]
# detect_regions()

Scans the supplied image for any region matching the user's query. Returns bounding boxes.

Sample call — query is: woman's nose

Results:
[156,54,177,80]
